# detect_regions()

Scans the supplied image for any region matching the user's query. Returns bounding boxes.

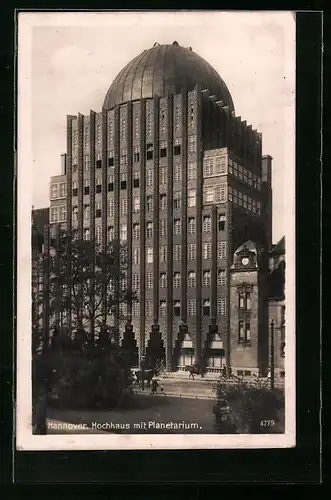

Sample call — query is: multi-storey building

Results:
[48,41,273,373]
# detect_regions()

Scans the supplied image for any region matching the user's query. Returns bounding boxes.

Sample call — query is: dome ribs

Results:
[103,43,235,111]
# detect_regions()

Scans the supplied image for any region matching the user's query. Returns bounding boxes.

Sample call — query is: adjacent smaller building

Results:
[268,236,285,378]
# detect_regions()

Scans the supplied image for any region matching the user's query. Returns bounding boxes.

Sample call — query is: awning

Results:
[207,349,225,356]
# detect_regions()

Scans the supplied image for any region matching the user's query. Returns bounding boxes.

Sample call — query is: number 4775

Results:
[260,420,275,427]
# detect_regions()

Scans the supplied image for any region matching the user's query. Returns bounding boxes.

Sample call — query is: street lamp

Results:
[270,319,275,389]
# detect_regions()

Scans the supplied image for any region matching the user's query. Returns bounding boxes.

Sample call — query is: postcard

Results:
[16,10,296,450]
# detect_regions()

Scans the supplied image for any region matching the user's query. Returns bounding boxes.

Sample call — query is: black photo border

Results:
[0,6,322,487]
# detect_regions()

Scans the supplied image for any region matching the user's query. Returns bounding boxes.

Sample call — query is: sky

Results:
[24,11,295,243]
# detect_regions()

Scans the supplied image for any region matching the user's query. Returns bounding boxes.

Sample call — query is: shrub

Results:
[46,344,134,411]
[213,376,285,434]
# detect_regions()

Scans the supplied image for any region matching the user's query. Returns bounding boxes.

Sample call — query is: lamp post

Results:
[270,319,275,389]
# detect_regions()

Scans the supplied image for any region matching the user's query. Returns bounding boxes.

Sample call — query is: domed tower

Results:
[49,41,271,373]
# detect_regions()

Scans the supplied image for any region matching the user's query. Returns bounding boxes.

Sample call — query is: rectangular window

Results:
[160,219,167,237]
[133,196,140,213]
[203,242,211,260]
[173,272,181,288]
[160,194,167,211]
[108,199,114,217]
[132,274,140,290]
[84,228,90,241]
[173,191,181,210]
[187,217,196,234]
[160,301,167,317]
[204,158,214,176]
[59,183,67,198]
[188,136,196,153]
[107,226,114,242]
[215,184,226,203]
[51,184,59,199]
[160,166,167,185]
[120,224,127,241]
[146,169,153,187]
[203,215,211,232]
[146,143,153,160]
[203,270,211,287]
[188,163,196,181]
[146,222,153,239]
[120,198,128,216]
[218,270,226,287]
[96,159,102,169]
[173,245,181,262]
[59,206,67,221]
[132,302,140,317]
[133,223,140,239]
[174,301,181,317]
[96,226,102,244]
[173,165,182,183]
[146,273,153,289]
[133,248,140,264]
[160,141,167,158]
[238,320,245,342]
[120,173,127,190]
[146,247,153,264]
[217,241,226,259]
[239,293,245,309]
[204,187,214,204]
[174,138,181,156]
[215,156,227,174]
[188,244,196,261]
[160,273,167,288]
[217,298,226,316]
[160,246,167,263]
[203,299,211,316]
[246,293,251,310]
[187,189,196,207]
[187,299,196,316]
[246,322,251,342]
[133,145,140,163]
[72,206,78,221]
[174,218,181,235]
[108,155,114,167]
[133,171,140,188]
[218,214,226,231]
[83,204,90,220]
[188,271,196,288]
[146,196,153,212]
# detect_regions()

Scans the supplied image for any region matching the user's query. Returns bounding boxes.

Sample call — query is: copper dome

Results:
[103,42,234,111]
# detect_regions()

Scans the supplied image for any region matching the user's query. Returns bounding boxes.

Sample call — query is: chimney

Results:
[61,153,67,175]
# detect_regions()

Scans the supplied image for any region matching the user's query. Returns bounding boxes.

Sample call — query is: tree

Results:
[33,229,136,347]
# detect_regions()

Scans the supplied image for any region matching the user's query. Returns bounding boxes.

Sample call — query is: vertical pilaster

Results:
[195,88,202,365]
[113,106,121,337]
[101,107,108,328]
[127,102,133,323]
[152,96,160,326]
[166,94,174,370]
[180,91,188,324]
[139,99,146,362]
[77,114,84,241]
[210,205,217,327]
[66,115,75,332]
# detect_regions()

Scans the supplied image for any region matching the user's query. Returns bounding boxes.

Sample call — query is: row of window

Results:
[203,184,227,204]
[228,158,261,191]
[50,206,66,223]
[203,156,227,177]
[131,298,226,317]
[130,270,226,290]
[50,182,67,200]
[228,186,261,214]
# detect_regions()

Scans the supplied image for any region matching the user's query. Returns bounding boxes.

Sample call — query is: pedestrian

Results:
[267,368,271,379]
[151,378,159,394]
[159,384,164,395]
